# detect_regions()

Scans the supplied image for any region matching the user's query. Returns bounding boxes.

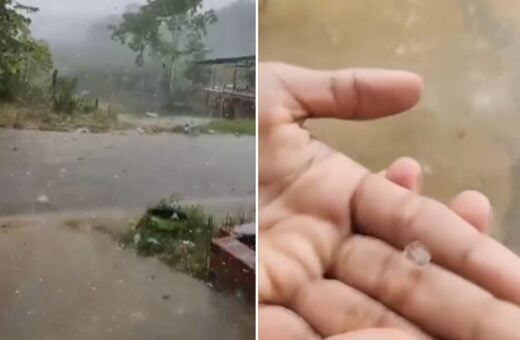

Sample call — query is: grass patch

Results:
[0,103,119,132]
[0,103,256,136]
[122,200,215,280]
[122,198,254,281]
[199,119,255,136]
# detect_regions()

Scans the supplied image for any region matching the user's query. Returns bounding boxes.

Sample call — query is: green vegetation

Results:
[0,103,118,132]
[135,118,255,136]
[123,200,213,280]
[110,0,217,107]
[122,198,253,280]
[46,1,254,115]
[199,119,256,136]
[0,1,255,133]
[110,0,216,67]
[0,1,52,100]
[0,2,118,131]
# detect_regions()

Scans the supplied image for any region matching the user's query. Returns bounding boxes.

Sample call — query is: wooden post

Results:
[232,62,238,91]
[205,216,214,279]
[219,95,225,118]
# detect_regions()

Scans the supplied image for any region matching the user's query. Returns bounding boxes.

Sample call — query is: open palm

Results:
[259,63,520,339]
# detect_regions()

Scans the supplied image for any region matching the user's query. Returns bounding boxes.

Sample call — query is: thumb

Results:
[327,328,418,340]
[260,63,422,124]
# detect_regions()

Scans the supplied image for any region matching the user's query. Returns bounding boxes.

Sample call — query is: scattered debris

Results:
[145,112,159,118]
[147,206,188,221]
[10,145,18,151]
[183,122,199,136]
[75,127,90,134]
[162,294,171,300]
[181,240,195,248]
[137,125,163,135]
[147,237,160,245]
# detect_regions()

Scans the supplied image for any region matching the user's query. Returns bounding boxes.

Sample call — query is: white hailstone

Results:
[36,194,50,204]
[404,241,431,266]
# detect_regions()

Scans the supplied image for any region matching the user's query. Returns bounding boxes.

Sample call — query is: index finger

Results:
[260,63,423,124]
[353,174,520,304]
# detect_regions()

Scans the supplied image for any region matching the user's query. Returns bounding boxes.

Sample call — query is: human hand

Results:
[259,63,520,339]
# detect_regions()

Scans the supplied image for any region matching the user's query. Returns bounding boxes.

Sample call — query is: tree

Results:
[0,1,52,99]
[110,0,217,108]
[182,38,211,86]
[110,0,217,67]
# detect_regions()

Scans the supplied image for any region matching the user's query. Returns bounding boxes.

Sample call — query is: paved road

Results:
[0,129,255,215]
[0,128,255,339]
[0,211,254,340]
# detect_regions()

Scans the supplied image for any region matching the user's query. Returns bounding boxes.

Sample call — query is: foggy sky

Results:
[23,0,240,15]
[24,0,250,44]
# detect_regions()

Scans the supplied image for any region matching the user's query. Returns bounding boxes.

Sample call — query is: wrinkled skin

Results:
[259,63,520,339]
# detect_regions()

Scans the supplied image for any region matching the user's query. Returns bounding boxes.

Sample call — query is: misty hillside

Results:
[206,0,255,58]
[29,0,255,73]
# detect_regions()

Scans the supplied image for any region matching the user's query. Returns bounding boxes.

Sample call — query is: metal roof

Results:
[194,55,255,66]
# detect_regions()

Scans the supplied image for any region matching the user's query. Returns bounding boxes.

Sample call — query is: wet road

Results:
[0,211,254,340]
[260,0,520,250]
[0,128,255,339]
[0,129,255,215]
